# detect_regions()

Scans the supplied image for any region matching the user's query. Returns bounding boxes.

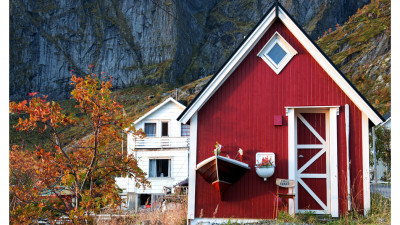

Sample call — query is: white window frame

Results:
[148,158,172,178]
[257,31,297,74]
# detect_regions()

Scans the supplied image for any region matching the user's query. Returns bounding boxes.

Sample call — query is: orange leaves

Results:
[10,95,74,133]
[10,67,149,222]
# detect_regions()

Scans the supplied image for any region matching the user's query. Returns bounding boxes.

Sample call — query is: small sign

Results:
[280,180,289,186]
[277,179,295,188]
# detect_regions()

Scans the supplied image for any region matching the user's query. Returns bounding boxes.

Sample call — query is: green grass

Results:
[274,193,390,224]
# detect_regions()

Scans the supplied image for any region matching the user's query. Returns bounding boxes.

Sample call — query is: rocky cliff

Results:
[317,0,390,115]
[10,0,370,100]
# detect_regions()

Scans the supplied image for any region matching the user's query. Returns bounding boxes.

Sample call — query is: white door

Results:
[287,107,339,217]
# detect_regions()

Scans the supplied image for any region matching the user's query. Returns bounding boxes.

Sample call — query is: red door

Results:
[296,112,330,214]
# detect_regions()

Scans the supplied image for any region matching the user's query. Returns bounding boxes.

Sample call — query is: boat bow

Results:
[196,155,250,200]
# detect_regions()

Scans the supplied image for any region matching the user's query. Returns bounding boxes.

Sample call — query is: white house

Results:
[116,97,189,211]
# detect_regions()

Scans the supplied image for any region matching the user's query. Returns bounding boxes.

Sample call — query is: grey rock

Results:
[10,0,370,100]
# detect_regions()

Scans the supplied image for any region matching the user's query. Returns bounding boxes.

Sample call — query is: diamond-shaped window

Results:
[258,32,297,74]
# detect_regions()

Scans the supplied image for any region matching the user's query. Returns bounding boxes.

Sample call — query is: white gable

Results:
[177,5,383,125]
[133,97,186,138]
[134,97,186,124]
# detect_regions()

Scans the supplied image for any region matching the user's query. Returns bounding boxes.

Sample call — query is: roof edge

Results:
[177,4,278,123]
[135,97,186,124]
[178,2,384,125]
[276,2,383,124]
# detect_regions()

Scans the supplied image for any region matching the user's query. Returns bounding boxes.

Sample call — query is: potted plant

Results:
[213,141,223,156]
[255,156,275,181]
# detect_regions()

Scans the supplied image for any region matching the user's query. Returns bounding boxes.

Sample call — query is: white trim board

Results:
[362,113,371,215]
[257,31,297,74]
[178,5,382,125]
[329,108,339,217]
[134,97,186,124]
[288,108,339,217]
[191,218,261,225]
[287,108,296,216]
[187,113,198,220]
[178,7,277,124]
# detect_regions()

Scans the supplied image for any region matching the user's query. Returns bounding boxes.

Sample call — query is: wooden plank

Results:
[298,178,328,210]
[297,148,326,174]
[362,113,370,215]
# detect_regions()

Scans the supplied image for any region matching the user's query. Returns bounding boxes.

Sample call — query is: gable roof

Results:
[383,112,391,121]
[134,97,186,124]
[177,2,384,125]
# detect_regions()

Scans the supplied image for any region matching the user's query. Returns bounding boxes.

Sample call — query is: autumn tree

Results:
[9,68,149,224]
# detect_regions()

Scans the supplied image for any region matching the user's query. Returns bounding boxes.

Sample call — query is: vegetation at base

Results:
[95,198,187,225]
[274,193,390,224]
[213,192,390,224]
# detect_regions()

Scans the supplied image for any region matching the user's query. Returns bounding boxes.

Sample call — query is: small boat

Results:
[196,155,250,200]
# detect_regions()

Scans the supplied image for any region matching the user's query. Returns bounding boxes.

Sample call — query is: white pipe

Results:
[345,104,351,210]
[372,127,377,183]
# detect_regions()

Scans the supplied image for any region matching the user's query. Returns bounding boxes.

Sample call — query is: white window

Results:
[144,123,156,137]
[258,32,297,74]
[149,159,171,177]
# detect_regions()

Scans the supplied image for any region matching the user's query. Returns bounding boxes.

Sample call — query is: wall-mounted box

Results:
[274,115,283,125]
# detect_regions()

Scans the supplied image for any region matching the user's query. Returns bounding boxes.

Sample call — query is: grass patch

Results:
[94,199,187,225]
[275,193,390,224]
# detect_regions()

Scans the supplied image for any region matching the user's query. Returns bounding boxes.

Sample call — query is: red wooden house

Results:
[177,2,384,224]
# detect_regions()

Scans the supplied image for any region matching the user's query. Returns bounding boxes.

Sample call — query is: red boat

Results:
[196,155,250,200]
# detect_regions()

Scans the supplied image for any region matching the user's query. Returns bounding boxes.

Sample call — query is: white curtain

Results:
[149,159,156,177]
[145,123,156,137]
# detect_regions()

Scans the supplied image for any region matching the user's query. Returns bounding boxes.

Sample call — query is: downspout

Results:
[372,127,377,183]
[345,104,351,211]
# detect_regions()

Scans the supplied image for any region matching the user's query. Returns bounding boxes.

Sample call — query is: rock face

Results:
[316,0,391,115]
[10,0,370,100]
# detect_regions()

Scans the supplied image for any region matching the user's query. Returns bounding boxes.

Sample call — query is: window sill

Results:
[148,177,173,180]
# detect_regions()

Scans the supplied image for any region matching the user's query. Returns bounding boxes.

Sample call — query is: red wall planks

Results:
[195,19,365,219]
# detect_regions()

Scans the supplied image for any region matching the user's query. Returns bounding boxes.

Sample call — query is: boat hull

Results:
[196,156,250,200]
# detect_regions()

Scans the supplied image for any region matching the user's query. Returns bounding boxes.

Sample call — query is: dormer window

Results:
[258,32,297,74]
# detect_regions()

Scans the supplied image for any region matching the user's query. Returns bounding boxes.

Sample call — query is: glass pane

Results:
[156,159,170,177]
[145,123,156,137]
[162,122,169,136]
[149,159,156,177]
[181,124,190,136]
[267,43,287,65]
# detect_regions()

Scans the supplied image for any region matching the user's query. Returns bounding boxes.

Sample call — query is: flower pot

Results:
[255,166,275,181]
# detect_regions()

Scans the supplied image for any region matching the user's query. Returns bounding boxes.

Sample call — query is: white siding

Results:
[135,101,184,138]
[116,98,189,197]
[117,148,188,194]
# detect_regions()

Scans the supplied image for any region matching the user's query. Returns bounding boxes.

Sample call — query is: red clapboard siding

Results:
[195,19,365,219]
